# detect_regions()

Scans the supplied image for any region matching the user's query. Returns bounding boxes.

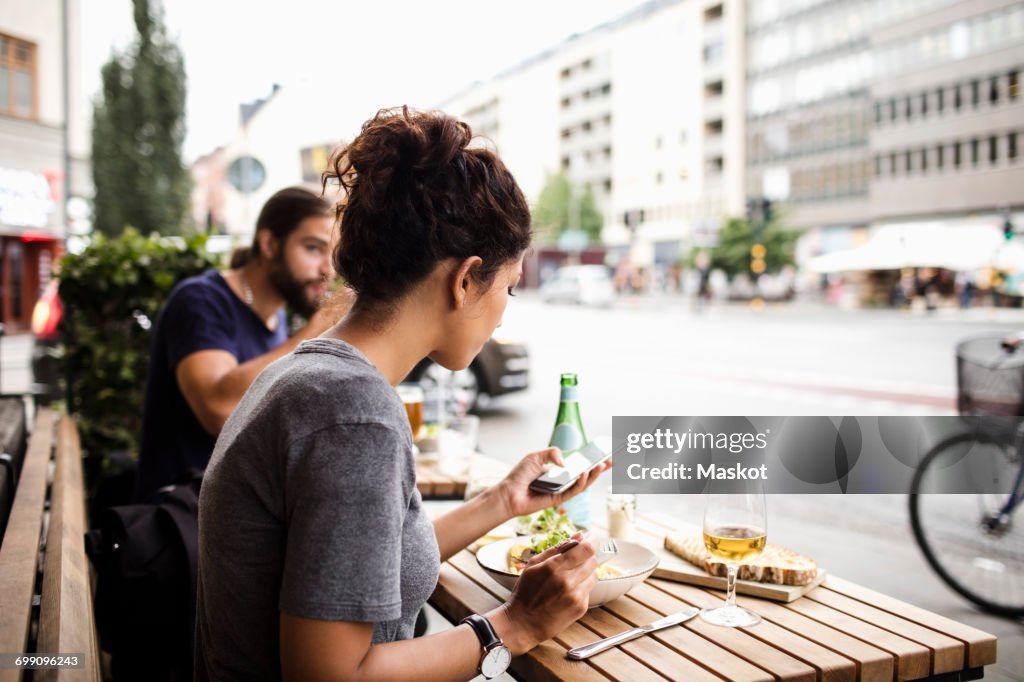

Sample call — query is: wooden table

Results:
[427,512,998,681]
[416,452,509,500]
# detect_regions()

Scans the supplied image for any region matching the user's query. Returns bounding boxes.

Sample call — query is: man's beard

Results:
[267,253,323,318]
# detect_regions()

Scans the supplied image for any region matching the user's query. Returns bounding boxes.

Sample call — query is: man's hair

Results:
[234,187,332,266]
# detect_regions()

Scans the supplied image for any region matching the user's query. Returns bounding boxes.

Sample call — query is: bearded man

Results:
[135,187,351,501]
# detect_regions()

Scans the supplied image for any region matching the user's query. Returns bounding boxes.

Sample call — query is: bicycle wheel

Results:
[909,432,1024,617]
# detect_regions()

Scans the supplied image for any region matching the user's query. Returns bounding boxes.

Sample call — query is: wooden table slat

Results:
[0,409,54,663]
[553,622,669,681]
[627,581,817,682]
[576,602,723,681]
[806,586,964,675]
[784,597,931,681]
[822,576,997,669]
[723,590,894,682]
[600,593,774,682]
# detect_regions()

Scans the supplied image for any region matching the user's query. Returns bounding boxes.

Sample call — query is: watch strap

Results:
[460,613,501,650]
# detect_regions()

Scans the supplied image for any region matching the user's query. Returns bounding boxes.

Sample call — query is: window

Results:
[921,92,929,117]
[971,80,980,107]
[989,136,998,164]
[936,144,945,169]
[905,96,913,120]
[561,156,571,170]
[875,155,883,177]
[954,141,962,168]
[1009,132,1018,161]
[875,102,883,124]
[890,152,898,175]
[0,34,36,118]
[921,148,928,172]
[703,42,724,64]
[704,4,723,21]
[1010,70,1020,100]
[990,76,1000,104]
[971,138,980,165]
[954,84,963,110]
[890,98,898,121]
[560,97,571,108]
[937,87,945,113]
[603,178,613,192]
[905,150,913,174]
[656,171,663,184]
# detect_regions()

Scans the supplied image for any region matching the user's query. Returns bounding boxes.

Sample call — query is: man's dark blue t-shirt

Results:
[136,270,286,501]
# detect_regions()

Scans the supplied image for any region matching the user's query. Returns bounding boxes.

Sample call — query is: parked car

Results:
[540,265,615,307]
[406,336,529,416]
[31,279,62,404]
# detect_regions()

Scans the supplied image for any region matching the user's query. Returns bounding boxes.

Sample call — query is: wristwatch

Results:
[460,613,512,679]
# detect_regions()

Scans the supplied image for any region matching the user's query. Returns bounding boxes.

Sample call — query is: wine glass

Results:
[700,485,767,627]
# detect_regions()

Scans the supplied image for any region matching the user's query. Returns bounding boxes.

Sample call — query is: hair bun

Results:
[351,106,470,182]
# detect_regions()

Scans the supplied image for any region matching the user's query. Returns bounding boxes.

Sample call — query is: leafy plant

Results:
[91,0,190,235]
[532,172,603,245]
[706,217,799,279]
[57,229,221,471]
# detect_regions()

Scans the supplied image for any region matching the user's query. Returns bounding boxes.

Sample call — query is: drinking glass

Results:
[606,493,637,540]
[439,414,479,477]
[699,484,767,627]
[396,384,424,441]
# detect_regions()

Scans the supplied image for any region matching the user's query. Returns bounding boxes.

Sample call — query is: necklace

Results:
[238,271,278,332]
[240,271,255,306]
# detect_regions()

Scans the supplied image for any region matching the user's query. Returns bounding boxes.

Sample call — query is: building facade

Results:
[0,0,87,331]
[869,0,1023,224]
[442,0,746,281]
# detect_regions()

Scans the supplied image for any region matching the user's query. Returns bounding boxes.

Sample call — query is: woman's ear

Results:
[450,256,484,310]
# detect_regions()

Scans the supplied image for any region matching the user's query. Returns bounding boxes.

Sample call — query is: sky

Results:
[81,0,653,163]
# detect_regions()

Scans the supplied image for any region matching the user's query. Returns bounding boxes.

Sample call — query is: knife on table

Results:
[565,607,700,660]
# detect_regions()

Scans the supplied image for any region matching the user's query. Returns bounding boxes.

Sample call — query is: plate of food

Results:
[476,531,659,608]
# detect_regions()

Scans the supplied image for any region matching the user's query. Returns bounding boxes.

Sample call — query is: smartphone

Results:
[529,442,611,494]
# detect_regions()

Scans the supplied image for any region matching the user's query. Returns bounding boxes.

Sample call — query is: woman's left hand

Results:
[493,447,612,520]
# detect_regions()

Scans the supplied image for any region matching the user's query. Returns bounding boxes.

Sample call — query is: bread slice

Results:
[664,533,818,586]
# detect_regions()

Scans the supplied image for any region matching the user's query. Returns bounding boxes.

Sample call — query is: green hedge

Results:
[58,229,222,470]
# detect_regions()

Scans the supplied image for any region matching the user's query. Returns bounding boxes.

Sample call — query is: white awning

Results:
[808,220,1023,273]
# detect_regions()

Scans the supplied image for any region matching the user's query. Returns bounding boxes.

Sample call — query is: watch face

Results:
[481,645,512,678]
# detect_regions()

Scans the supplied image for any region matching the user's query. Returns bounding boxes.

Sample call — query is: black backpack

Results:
[85,481,200,682]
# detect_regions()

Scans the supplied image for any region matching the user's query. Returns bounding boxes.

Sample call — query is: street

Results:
[478,295,1024,681]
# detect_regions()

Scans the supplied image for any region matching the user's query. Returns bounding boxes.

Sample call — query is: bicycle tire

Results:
[909,432,1024,617]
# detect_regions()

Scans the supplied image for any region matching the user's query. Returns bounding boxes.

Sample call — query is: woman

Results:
[195,107,610,681]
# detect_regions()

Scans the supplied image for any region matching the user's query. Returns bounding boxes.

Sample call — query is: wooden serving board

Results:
[630,516,827,603]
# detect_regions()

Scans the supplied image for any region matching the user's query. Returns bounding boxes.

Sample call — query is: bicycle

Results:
[908,333,1024,618]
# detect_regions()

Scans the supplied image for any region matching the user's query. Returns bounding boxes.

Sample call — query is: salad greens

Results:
[530,529,571,554]
[516,506,577,536]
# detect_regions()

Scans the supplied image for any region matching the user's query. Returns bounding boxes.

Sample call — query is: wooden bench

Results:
[0,409,102,681]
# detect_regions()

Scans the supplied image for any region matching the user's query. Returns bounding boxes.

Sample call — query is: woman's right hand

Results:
[498,532,598,653]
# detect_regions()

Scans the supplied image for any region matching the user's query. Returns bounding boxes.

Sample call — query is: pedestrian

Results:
[195,107,608,681]
[135,187,352,501]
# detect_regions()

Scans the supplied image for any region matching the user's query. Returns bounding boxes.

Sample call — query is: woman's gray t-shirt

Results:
[195,338,440,681]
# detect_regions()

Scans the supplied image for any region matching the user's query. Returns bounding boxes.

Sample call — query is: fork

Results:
[596,538,619,565]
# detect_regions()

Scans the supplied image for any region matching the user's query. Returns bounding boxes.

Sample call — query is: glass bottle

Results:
[548,373,591,527]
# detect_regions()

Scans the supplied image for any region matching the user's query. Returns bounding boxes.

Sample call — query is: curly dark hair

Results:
[322,106,532,310]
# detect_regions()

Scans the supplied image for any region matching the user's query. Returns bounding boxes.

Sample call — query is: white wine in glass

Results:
[700,489,766,627]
